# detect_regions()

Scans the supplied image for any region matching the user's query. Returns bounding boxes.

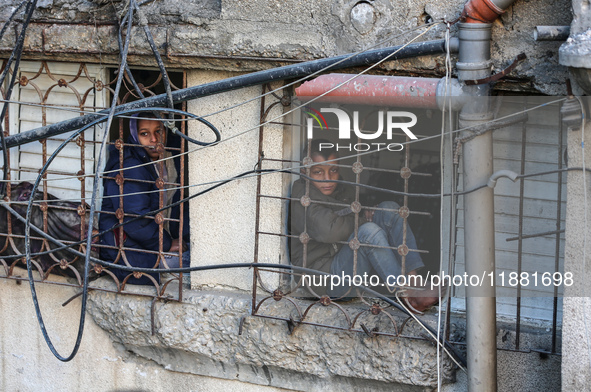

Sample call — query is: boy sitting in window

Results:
[290,139,440,313]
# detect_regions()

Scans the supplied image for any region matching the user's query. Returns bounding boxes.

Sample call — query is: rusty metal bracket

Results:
[360,323,379,337]
[238,315,246,335]
[464,53,527,86]
[286,316,299,335]
[151,297,158,335]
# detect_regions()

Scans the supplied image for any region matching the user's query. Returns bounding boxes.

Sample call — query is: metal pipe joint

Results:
[487,169,519,188]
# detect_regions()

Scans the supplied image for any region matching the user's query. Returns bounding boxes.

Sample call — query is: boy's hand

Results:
[364,209,375,222]
[169,238,188,253]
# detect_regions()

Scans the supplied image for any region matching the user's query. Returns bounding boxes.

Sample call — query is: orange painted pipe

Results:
[295,74,441,109]
[462,0,506,23]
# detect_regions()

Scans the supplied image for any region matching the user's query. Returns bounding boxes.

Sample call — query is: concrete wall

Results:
[0,0,572,94]
[0,272,563,391]
[0,276,289,392]
[562,103,591,391]
[185,69,287,291]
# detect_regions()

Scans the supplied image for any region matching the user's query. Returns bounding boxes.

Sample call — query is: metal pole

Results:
[457,22,498,391]
[533,26,570,41]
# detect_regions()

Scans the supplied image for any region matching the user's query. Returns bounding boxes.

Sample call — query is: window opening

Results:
[253,86,446,342]
[451,95,566,355]
[0,60,107,282]
[0,60,190,304]
[97,67,188,297]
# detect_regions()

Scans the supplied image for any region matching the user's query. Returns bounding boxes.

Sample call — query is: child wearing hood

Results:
[99,112,188,285]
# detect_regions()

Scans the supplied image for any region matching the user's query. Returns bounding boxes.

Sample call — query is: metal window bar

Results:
[484,97,564,355]
[252,84,442,340]
[0,60,102,284]
[0,60,189,306]
[92,68,188,299]
[253,92,566,355]
[501,99,565,355]
[552,106,564,354]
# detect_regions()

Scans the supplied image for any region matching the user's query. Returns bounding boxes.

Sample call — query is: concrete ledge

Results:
[87,279,457,390]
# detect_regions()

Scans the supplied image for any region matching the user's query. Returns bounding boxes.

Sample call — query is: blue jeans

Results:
[159,249,191,269]
[328,201,424,297]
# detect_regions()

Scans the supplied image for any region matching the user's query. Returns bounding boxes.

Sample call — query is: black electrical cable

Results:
[23,3,136,362]
[0,0,37,127]
[5,191,465,367]
[516,166,591,179]
[132,0,173,110]
[0,0,38,197]
[115,0,219,146]
[130,0,222,146]
[0,0,29,43]
[170,118,222,145]
[117,3,145,100]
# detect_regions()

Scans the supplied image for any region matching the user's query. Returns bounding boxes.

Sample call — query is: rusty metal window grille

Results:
[252,84,444,341]
[0,60,107,284]
[0,60,190,304]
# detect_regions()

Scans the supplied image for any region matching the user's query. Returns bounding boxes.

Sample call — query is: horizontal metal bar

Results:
[258,194,432,216]
[0,274,182,301]
[506,229,565,242]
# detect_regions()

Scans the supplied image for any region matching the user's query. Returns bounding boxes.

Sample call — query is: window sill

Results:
[87,277,457,390]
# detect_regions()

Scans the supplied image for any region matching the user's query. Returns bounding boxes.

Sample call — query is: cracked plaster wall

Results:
[0,0,573,94]
[84,279,456,391]
[185,68,289,292]
[0,276,290,392]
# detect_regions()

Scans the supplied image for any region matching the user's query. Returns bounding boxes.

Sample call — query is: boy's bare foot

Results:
[401,285,446,314]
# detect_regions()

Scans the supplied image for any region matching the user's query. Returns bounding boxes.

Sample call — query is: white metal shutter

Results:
[8,61,108,202]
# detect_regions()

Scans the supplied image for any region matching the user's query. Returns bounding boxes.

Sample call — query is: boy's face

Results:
[309,153,339,196]
[137,118,165,161]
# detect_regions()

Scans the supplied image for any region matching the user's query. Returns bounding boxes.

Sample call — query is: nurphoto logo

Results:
[305,107,418,152]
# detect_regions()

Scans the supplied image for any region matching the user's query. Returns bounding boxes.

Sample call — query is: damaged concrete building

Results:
[0,0,590,390]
